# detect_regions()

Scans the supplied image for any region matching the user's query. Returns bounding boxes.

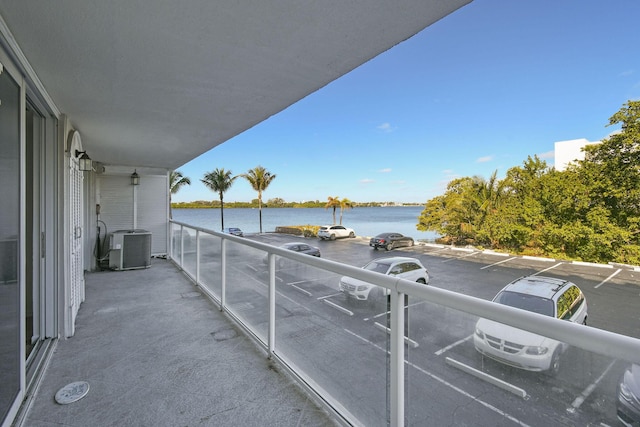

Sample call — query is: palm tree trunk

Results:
[219,194,224,230]
[258,191,263,233]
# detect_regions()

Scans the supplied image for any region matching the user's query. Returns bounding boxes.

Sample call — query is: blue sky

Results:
[173,0,640,204]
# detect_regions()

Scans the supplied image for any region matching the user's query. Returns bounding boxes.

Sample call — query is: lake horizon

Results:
[172,206,439,241]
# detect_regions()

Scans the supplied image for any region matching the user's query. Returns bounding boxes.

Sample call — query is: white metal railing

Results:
[169,220,640,426]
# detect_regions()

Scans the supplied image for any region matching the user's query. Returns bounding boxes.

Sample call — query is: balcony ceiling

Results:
[0,1,470,170]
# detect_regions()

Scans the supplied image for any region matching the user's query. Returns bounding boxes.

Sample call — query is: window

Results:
[400,262,419,273]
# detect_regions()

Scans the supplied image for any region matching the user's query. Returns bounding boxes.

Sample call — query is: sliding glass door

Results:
[0,59,22,423]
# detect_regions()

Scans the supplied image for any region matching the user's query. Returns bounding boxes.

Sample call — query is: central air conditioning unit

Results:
[109,230,152,271]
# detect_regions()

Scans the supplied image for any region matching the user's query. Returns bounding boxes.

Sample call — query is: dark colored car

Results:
[369,232,414,251]
[618,364,640,426]
[263,242,321,268]
[280,242,321,257]
[223,227,243,237]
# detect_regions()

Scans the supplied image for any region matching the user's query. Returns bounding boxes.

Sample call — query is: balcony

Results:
[21,221,640,426]
[21,256,336,426]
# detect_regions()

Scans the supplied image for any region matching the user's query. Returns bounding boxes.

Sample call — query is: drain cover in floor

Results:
[55,381,90,405]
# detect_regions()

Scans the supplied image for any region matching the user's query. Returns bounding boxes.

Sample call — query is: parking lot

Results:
[222,233,640,426]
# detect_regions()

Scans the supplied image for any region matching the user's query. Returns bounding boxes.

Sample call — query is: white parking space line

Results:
[289,284,312,297]
[441,251,479,263]
[531,262,563,276]
[343,329,531,426]
[434,334,473,356]
[317,292,342,300]
[446,357,528,399]
[594,269,622,289]
[480,257,517,270]
[323,299,353,316]
[568,360,616,412]
[373,322,419,348]
[246,264,258,272]
[344,328,386,351]
[410,360,530,426]
[365,301,427,322]
[290,275,338,285]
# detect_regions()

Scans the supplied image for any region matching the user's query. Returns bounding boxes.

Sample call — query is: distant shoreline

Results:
[172,204,424,209]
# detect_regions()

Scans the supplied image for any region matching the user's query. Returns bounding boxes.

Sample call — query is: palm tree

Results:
[201,168,237,230]
[169,170,191,219]
[325,196,341,224]
[339,198,353,225]
[472,170,504,224]
[241,166,276,233]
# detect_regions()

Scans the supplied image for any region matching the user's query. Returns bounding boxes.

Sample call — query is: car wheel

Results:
[416,278,426,284]
[349,231,355,238]
[386,242,394,251]
[582,317,587,326]
[330,234,336,241]
[547,349,561,376]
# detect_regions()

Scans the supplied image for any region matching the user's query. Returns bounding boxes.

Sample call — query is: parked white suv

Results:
[473,275,588,375]
[339,257,429,303]
[318,225,355,240]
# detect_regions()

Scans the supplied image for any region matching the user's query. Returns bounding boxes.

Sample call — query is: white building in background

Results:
[554,138,601,171]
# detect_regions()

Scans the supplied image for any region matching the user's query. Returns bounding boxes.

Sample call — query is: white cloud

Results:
[476,155,494,163]
[360,178,374,184]
[378,168,392,173]
[377,122,394,132]
[538,150,554,159]
[620,69,634,77]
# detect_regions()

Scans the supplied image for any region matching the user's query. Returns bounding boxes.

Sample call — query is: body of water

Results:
[172,206,439,241]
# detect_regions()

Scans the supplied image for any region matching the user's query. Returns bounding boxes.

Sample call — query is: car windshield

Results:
[363,261,392,274]
[494,291,555,317]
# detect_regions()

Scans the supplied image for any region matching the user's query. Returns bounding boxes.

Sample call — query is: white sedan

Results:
[317,225,356,240]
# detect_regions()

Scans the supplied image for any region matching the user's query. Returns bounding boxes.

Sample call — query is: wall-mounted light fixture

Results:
[74,150,92,171]
[131,169,140,185]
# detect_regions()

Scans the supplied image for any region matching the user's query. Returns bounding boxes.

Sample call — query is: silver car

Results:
[339,257,429,303]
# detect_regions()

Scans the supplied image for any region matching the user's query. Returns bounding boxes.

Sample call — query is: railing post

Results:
[195,230,200,286]
[179,225,184,267]
[390,290,405,427]
[268,253,276,358]
[221,238,226,311]
[169,223,174,259]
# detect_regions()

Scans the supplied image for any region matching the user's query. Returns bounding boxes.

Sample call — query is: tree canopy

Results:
[201,168,237,230]
[242,165,276,233]
[417,100,640,265]
[169,170,191,219]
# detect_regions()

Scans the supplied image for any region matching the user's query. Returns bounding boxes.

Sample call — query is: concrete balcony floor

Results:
[23,258,337,426]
